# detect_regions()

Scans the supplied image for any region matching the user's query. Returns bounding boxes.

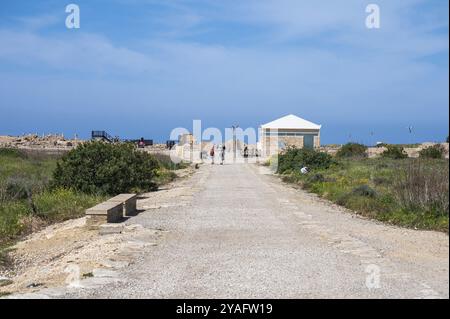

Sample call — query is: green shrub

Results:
[352,185,377,198]
[277,147,334,174]
[419,144,445,159]
[52,142,159,195]
[336,143,367,158]
[381,145,408,159]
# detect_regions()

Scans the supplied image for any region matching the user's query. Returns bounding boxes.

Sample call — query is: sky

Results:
[0,0,448,144]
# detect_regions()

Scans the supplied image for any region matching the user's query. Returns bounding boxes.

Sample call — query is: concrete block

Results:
[85,201,123,223]
[108,194,137,217]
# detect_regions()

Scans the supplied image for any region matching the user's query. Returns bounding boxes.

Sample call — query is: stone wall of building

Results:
[261,132,322,157]
[314,135,320,148]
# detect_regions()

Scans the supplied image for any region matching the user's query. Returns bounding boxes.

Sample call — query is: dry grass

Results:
[393,159,449,216]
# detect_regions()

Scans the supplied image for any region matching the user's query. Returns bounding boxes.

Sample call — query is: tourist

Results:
[210,145,215,164]
[221,145,226,165]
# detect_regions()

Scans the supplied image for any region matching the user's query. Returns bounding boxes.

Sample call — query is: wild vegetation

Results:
[52,142,162,195]
[381,145,408,159]
[278,147,449,232]
[277,147,335,174]
[419,144,445,159]
[0,143,186,259]
[335,143,367,158]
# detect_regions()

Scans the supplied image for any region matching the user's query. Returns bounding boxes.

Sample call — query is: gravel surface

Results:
[7,163,449,298]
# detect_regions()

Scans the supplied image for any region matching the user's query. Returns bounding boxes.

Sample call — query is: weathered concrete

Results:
[108,194,137,217]
[85,202,123,224]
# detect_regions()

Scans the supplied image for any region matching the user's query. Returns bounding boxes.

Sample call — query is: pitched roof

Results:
[260,114,321,130]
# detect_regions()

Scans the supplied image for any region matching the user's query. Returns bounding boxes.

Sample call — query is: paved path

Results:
[67,163,449,298]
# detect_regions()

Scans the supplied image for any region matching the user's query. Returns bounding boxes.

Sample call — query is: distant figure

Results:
[300,166,309,174]
[221,145,226,165]
[244,146,248,158]
[210,145,215,164]
[138,137,145,148]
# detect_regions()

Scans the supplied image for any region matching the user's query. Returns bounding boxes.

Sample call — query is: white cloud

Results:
[0,30,158,74]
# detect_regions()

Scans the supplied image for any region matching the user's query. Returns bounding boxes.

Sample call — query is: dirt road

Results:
[5,163,449,298]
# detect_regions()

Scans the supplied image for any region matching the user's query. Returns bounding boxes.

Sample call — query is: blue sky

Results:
[0,0,448,144]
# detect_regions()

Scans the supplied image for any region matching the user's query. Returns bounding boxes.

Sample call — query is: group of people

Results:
[210,145,226,165]
[208,144,252,164]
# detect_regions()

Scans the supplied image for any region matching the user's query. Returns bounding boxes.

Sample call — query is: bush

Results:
[381,145,408,159]
[336,143,367,158]
[352,185,377,198]
[52,142,160,195]
[419,144,445,159]
[277,147,334,174]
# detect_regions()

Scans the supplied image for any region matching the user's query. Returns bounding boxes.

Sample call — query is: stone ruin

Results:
[0,134,83,149]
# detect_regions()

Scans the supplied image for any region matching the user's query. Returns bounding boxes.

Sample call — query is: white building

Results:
[259,114,322,157]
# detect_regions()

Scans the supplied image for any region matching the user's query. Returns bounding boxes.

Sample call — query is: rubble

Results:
[0,134,83,150]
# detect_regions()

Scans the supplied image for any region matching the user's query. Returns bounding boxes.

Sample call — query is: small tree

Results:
[381,145,408,159]
[336,143,368,158]
[419,144,445,159]
[52,142,159,195]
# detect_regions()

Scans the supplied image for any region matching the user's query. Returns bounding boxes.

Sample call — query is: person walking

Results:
[220,145,226,165]
[210,145,215,164]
